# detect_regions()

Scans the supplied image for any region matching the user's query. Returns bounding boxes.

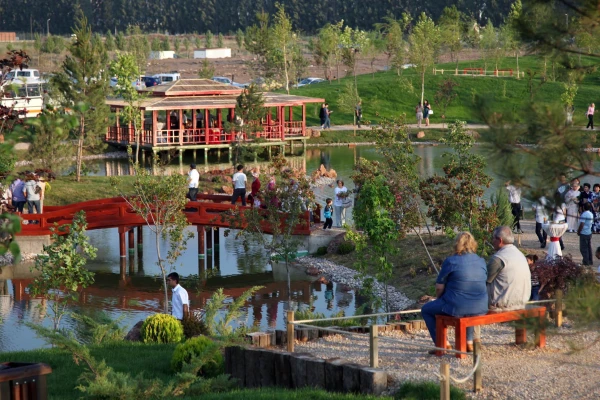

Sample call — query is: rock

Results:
[223,175,233,183]
[466,129,480,139]
[359,367,388,395]
[310,128,320,138]
[319,164,327,176]
[417,131,425,139]
[124,320,144,341]
[220,185,234,195]
[306,266,320,276]
[325,168,337,178]
[327,233,347,254]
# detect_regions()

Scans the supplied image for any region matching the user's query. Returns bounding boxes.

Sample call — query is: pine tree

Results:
[105,31,116,51]
[52,13,110,182]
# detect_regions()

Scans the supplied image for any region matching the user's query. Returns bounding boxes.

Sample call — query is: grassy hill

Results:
[291,55,599,127]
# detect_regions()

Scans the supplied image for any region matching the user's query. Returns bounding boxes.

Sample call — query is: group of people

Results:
[421,227,532,353]
[319,103,333,129]
[415,100,432,128]
[323,180,350,229]
[0,173,48,218]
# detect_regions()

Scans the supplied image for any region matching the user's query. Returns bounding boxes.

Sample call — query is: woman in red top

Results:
[248,172,261,206]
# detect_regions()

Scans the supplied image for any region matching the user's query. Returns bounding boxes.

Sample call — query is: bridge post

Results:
[128,228,135,255]
[268,146,272,160]
[118,227,126,258]
[290,141,294,154]
[204,148,209,165]
[197,225,205,259]
[213,227,220,253]
[228,147,232,163]
[217,148,221,160]
[207,227,213,258]
[129,255,135,275]
[120,258,126,279]
[193,149,197,163]
[137,226,143,251]
[179,148,184,165]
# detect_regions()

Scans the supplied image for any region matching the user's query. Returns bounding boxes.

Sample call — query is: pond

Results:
[3,143,591,351]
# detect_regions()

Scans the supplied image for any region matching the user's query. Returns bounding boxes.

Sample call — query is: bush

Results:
[171,336,224,377]
[395,381,466,400]
[182,313,208,339]
[337,241,355,255]
[315,246,327,256]
[140,314,184,344]
[0,153,16,177]
[535,256,583,299]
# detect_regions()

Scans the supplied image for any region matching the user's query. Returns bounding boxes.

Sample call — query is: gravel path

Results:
[294,321,600,399]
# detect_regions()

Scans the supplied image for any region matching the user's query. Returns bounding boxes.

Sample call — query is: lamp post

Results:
[47,19,50,37]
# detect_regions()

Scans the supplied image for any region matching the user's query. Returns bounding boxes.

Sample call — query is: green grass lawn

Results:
[291,55,599,127]
[2,342,391,400]
[306,128,465,145]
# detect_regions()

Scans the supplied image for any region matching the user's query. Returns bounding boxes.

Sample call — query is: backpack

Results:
[323,206,332,219]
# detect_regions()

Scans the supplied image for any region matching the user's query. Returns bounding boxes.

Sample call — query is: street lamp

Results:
[47,19,50,37]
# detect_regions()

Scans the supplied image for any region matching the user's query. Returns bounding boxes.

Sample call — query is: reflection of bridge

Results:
[16,194,310,258]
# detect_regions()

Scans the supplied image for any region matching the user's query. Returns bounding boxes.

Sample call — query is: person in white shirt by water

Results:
[167,272,189,321]
[506,181,522,233]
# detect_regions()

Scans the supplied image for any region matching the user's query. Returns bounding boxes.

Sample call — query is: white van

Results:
[0,83,45,118]
[3,69,44,85]
[152,72,181,84]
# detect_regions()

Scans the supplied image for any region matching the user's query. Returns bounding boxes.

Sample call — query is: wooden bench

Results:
[436,307,546,359]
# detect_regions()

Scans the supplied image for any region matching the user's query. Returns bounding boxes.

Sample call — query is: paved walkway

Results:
[309,123,490,131]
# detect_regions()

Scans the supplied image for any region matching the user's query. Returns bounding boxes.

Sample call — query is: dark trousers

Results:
[530,285,541,301]
[587,114,594,129]
[535,222,547,245]
[12,200,25,213]
[231,188,247,206]
[511,202,522,230]
[323,218,333,229]
[580,233,593,265]
[187,188,198,201]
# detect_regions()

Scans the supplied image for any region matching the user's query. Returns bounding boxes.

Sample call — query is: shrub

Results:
[171,336,224,377]
[140,314,184,344]
[0,153,16,177]
[315,246,327,256]
[395,381,466,400]
[337,241,355,255]
[182,312,208,339]
[535,256,583,299]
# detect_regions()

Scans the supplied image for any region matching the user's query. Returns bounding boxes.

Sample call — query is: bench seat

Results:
[435,307,546,359]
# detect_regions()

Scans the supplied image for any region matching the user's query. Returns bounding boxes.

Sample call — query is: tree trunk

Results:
[283,45,290,95]
[76,115,85,182]
[134,118,140,165]
[156,234,169,314]
[413,228,439,274]
[336,60,340,82]
[420,70,425,106]
[516,52,520,79]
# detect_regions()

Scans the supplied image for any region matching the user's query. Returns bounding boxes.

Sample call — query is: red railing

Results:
[284,121,304,137]
[17,195,311,236]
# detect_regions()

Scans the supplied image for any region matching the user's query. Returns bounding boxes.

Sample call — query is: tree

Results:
[560,80,578,124]
[115,31,126,51]
[479,20,497,71]
[504,0,522,77]
[374,14,411,75]
[126,25,150,73]
[29,212,97,330]
[205,31,214,48]
[217,33,224,48]
[105,31,116,51]
[339,26,369,88]
[308,24,337,80]
[109,53,145,164]
[364,31,384,79]
[198,59,215,79]
[244,12,276,80]
[174,37,181,54]
[438,6,465,69]
[409,13,440,106]
[52,13,110,182]
[433,78,458,126]
[183,37,190,58]
[34,33,42,66]
[337,81,360,128]
[111,156,193,314]
[151,37,161,51]
[23,109,79,173]
[272,3,295,94]
[161,37,171,51]
[235,29,244,50]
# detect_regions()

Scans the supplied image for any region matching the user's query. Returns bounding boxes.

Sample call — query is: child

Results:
[526,254,540,301]
[323,198,333,229]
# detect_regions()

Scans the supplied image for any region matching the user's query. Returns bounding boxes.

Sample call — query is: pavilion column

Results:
[280,106,285,139]
[192,109,197,144]
[179,109,183,144]
[217,109,222,129]
[198,225,205,259]
[152,110,158,147]
[288,106,293,122]
[166,111,171,143]
[204,109,210,144]
[302,104,306,136]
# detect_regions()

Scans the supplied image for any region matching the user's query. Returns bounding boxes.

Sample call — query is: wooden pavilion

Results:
[105,79,324,162]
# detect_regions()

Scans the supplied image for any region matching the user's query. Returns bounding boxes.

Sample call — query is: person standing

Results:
[487,226,531,310]
[586,103,595,130]
[319,103,327,129]
[10,177,26,213]
[506,182,522,233]
[187,163,199,201]
[333,180,347,228]
[423,100,431,127]
[533,197,548,248]
[23,174,41,219]
[526,255,541,301]
[323,198,333,229]
[355,101,362,128]
[416,102,424,127]
[36,174,47,214]
[323,103,332,129]
[565,180,581,233]
[167,272,189,321]
[231,164,247,206]
[578,203,594,266]
[248,171,261,205]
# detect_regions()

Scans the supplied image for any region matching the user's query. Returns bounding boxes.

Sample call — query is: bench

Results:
[435,307,546,359]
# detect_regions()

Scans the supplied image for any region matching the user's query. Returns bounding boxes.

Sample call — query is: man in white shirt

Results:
[187,163,199,201]
[506,182,522,233]
[167,272,189,320]
[231,164,247,206]
[533,197,548,248]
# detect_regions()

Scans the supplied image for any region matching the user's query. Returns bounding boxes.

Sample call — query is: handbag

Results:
[341,198,353,208]
[428,109,433,115]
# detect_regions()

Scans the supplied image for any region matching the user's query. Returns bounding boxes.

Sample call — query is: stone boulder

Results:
[310,128,320,138]
[327,232,348,254]
[220,186,234,195]
[466,130,480,139]
[325,168,337,178]
[305,266,320,276]
[416,131,425,139]
[319,164,327,176]
[125,320,144,342]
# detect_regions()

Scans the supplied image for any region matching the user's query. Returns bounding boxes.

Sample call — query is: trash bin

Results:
[0,362,52,400]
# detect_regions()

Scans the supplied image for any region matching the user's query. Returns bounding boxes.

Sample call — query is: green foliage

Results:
[170,336,224,377]
[182,312,208,339]
[490,188,514,228]
[115,31,126,50]
[315,246,327,256]
[217,33,224,48]
[71,312,126,345]
[203,286,263,337]
[0,152,16,175]
[337,241,355,255]
[198,59,216,79]
[205,31,214,48]
[126,25,151,73]
[141,314,184,344]
[29,211,97,330]
[409,12,441,104]
[105,31,116,51]
[151,37,161,51]
[235,29,244,49]
[161,37,171,51]
[395,381,466,400]
[434,78,458,119]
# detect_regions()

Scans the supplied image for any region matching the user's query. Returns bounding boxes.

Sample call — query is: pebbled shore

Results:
[15,151,129,167]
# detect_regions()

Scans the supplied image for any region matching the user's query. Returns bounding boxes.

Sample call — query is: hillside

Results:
[292,55,600,126]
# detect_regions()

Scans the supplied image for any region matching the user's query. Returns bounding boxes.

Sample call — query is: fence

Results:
[285,292,563,399]
[433,68,525,79]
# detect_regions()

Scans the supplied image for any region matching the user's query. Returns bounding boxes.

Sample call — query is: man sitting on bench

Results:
[487,226,531,311]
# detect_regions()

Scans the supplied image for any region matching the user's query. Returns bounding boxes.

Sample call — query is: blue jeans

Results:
[530,285,540,301]
[324,117,331,129]
[421,299,480,345]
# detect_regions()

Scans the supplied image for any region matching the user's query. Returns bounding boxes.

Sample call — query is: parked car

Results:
[110,77,144,91]
[295,77,325,87]
[212,76,246,88]
[153,72,181,84]
[2,69,45,86]
[141,76,161,87]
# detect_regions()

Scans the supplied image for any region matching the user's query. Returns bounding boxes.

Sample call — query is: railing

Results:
[284,121,304,137]
[433,68,524,78]
[17,195,312,236]
[285,294,563,398]
[259,124,284,140]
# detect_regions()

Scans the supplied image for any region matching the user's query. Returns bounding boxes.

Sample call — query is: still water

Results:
[0,144,558,351]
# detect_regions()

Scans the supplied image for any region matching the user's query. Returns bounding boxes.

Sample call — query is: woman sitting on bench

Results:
[421,232,488,353]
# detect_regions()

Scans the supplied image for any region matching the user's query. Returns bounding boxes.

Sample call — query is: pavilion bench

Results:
[435,306,546,359]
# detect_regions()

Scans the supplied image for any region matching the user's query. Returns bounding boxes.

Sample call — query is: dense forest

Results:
[0,0,515,36]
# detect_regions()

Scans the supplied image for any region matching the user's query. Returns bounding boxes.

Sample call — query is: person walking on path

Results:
[533,197,548,248]
[187,163,199,201]
[506,182,523,233]
[423,100,431,127]
[586,103,595,130]
[416,102,424,128]
[421,232,488,354]
[231,164,247,206]
[578,203,594,266]
[333,180,347,227]
[167,272,189,321]
[323,103,332,129]
[355,101,362,128]
[319,103,327,129]
[36,174,48,214]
